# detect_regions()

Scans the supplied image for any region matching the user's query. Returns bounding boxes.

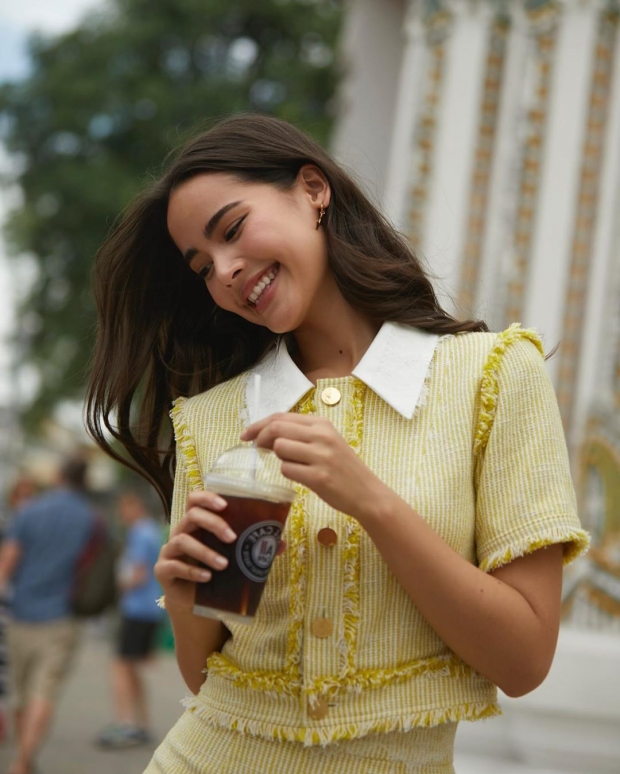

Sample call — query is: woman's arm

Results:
[243,412,567,698]
[155,490,236,694]
[356,484,563,697]
[166,602,228,694]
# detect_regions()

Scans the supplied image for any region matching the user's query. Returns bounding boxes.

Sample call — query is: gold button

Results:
[311,617,333,638]
[317,527,338,547]
[320,387,341,406]
[308,696,329,720]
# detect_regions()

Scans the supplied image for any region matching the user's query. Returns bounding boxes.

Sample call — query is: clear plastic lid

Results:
[205,444,296,503]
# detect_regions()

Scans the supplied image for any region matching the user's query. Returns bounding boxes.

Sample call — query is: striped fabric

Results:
[147,714,457,773]
[148,326,589,770]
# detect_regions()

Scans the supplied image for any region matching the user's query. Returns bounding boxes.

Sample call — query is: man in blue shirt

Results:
[97,489,164,749]
[0,458,95,774]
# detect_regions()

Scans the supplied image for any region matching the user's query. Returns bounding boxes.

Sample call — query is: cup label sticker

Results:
[236,520,282,582]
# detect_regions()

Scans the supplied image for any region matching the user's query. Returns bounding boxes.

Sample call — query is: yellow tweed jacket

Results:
[168,325,589,746]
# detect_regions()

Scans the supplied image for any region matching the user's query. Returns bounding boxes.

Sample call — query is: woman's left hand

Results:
[240,414,387,522]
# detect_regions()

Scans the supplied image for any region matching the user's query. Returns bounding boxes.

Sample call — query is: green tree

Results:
[0,0,342,426]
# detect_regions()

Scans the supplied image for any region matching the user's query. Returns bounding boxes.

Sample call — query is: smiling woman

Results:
[86,113,484,510]
[85,114,588,774]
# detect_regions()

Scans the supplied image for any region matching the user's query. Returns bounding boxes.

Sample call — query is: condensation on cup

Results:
[193,445,296,625]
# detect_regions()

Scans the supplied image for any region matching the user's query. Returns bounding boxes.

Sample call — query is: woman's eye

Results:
[199,264,213,279]
[225,215,246,242]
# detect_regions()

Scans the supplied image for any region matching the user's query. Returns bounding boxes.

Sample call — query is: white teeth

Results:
[248,266,278,305]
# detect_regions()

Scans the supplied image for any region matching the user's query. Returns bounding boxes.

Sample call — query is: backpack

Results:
[71,518,119,617]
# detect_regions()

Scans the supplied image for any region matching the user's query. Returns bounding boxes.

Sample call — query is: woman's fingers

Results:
[186,490,228,512]
[241,412,317,443]
[252,419,316,451]
[173,504,236,544]
[272,437,315,465]
[162,531,229,571]
[156,558,213,584]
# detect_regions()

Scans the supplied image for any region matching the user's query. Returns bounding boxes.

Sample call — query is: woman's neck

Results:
[291,305,381,383]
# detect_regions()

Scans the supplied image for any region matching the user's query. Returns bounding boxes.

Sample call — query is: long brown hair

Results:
[86,113,487,514]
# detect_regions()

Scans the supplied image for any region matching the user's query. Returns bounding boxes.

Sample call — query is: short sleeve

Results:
[474,332,590,573]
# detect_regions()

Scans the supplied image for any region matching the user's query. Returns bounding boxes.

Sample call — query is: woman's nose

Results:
[214,254,245,285]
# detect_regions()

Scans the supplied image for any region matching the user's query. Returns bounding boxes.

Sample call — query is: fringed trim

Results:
[170,398,204,492]
[345,379,366,455]
[283,389,316,677]
[340,379,366,675]
[204,652,475,699]
[205,652,301,696]
[181,694,501,747]
[341,518,360,675]
[479,526,591,573]
[285,487,309,678]
[306,654,473,700]
[474,323,544,456]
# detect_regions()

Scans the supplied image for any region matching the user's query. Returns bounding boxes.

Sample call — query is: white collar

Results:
[246,321,440,421]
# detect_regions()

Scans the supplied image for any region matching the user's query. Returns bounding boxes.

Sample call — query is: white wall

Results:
[330,0,407,205]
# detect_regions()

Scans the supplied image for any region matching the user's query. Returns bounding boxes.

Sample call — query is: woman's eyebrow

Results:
[204,200,243,238]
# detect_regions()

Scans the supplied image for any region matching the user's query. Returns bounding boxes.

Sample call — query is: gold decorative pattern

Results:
[557,6,620,434]
[407,4,454,248]
[503,1,562,328]
[459,12,511,314]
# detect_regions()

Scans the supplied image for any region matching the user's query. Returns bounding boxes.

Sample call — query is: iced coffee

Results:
[194,445,295,624]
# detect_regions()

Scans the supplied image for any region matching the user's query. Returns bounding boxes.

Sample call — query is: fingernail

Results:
[224,528,237,541]
[213,496,227,510]
[240,430,248,440]
[214,555,228,569]
[199,570,211,581]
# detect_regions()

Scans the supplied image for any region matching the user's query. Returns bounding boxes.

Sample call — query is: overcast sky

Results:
[0,0,101,404]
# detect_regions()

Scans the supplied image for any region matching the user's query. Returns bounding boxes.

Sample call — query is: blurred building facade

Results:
[332,0,620,770]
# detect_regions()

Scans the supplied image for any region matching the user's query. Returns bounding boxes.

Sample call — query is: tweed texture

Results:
[151,326,588,769]
[145,715,458,773]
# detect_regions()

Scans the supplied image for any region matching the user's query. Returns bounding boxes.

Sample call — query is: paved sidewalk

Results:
[0,624,187,774]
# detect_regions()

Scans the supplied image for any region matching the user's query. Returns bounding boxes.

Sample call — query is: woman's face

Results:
[166,168,332,334]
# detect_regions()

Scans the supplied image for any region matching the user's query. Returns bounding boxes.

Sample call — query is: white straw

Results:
[250,374,262,479]
[252,373,262,425]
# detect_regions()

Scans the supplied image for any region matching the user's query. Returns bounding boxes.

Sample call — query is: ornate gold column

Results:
[459,7,511,314]
[502,0,562,328]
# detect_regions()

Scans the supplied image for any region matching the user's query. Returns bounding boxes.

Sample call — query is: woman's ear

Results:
[297,164,331,208]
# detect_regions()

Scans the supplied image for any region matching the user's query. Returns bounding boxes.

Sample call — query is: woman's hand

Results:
[241,414,388,521]
[154,491,235,612]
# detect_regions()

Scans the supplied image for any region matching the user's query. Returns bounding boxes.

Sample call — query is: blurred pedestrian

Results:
[96,489,164,749]
[0,477,37,745]
[0,458,95,774]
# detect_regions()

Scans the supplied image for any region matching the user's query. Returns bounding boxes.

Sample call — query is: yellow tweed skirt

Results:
[144,710,457,774]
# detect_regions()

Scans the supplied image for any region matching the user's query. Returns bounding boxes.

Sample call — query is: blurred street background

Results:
[1,0,619,772]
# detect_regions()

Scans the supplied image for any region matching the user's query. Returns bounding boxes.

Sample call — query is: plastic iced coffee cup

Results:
[193,445,296,625]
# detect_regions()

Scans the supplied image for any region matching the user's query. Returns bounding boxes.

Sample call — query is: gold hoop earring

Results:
[316,203,325,230]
